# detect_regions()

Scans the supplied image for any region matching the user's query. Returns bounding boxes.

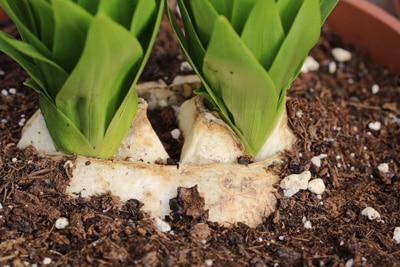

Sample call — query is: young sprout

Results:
[167,0,338,159]
[0,0,164,159]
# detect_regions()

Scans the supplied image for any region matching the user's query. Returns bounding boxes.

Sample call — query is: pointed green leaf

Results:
[0,0,165,159]
[0,31,68,99]
[133,0,165,86]
[55,13,142,148]
[241,0,285,72]
[92,0,165,158]
[187,0,219,49]
[75,0,100,15]
[28,0,54,51]
[270,0,320,91]
[204,16,280,155]
[97,0,135,29]
[167,1,232,126]
[231,0,257,34]
[130,0,155,38]
[93,88,138,158]
[132,0,158,62]
[276,0,304,35]
[169,0,338,156]
[207,0,233,20]
[167,0,206,74]
[0,0,51,57]
[52,0,92,74]
[320,0,339,24]
[0,0,38,36]
[38,93,94,155]
[26,80,94,155]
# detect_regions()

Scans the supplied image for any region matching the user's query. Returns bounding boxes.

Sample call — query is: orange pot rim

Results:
[327,0,400,74]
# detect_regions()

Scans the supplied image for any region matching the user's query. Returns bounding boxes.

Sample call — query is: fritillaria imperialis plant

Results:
[0,0,164,159]
[167,0,338,158]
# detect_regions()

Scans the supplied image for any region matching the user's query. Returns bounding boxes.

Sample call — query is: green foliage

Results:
[167,0,338,156]
[0,0,164,158]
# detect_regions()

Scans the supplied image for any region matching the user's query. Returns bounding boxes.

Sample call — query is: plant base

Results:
[18,76,296,227]
[66,155,280,227]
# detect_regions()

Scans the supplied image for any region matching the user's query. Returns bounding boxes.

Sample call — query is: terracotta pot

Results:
[0,8,7,22]
[395,0,400,16]
[368,0,400,17]
[327,0,400,74]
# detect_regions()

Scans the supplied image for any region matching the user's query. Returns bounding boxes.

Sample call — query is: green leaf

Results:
[167,1,232,127]
[166,0,205,76]
[320,0,339,24]
[0,0,51,57]
[276,0,303,35]
[230,0,257,34]
[38,72,139,159]
[130,0,156,39]
[55,13,143,148]
[0,31,68,99]
[38,93,94,155]
[28,0,54,51]
[131,0,164,88]
[169,0,338,157]
[269,0,320,91]
[203,16,280,155]
[0,0,38,36]
[25,79,94,155]
[93,88,138,158]
[0,0,165,158]
[207,0,233,20]
[241,0,285,72]
[187,0,219,49]
[97,0,135,30]
[39,80,139,158]
[75,0,100,15]
[52,0,92,74]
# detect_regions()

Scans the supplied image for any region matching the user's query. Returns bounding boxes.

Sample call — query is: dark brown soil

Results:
[1,12,400,267]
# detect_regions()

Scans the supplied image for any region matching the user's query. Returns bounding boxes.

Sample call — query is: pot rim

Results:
[327,0,400,74]
[394,0,400,17]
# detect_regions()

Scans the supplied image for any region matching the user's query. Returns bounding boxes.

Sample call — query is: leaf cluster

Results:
[0,0,164,158]
[167,0,338,156]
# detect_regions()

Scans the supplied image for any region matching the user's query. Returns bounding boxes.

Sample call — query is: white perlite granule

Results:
[205,259,213,266]
[393,227,400,244]
[331,47,352,62]
[311,153,328,168]
[55,217,70,230]
[155,217,171,233]
[328,61,337,74]
[307,178,326,195]
[18,118,26,127]
[8,88,17,94]
[345,258,354,267]
[42,257,52,265]
[301,56,319,73]
[170,128,181,140]
[280,171,311,197]
[303,220,312,229]
[377,163,389,173]
[180,61,193,72]
[371,84,379,94]
[368,121,381,131]
[361,207,381,222]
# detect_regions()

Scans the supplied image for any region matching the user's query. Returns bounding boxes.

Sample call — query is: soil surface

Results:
[1,10,400,267]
